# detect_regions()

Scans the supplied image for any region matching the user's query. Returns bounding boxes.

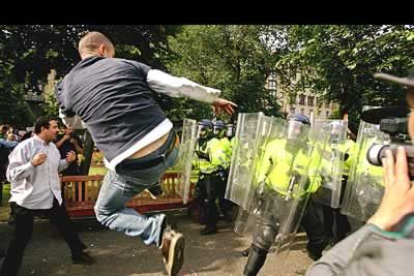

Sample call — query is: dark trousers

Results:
[301,200,327,255]
[322,205,351,244]
[0,199,85,276]
[198,174,219,228]
[216,171,232,216]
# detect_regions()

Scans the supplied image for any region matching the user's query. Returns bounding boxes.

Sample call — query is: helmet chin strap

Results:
[215,129,226,138]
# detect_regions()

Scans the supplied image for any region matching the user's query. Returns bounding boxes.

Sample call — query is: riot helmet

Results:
[212,120,227,138]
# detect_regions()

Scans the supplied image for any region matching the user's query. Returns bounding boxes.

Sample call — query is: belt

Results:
[120,131,179,170]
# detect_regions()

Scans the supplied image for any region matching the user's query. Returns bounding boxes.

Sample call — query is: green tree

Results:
[0,25,182,124]
[165,25,284,121]
[276,25,414,131]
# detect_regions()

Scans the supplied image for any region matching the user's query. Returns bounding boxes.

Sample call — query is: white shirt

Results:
[7,135,69,209]
[60,69,221,171]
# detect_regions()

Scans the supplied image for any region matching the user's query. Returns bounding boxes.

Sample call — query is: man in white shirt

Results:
[56,31,236,276]
[0,117,94,276]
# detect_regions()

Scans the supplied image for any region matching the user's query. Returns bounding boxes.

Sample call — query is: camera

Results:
[363,106,414,180]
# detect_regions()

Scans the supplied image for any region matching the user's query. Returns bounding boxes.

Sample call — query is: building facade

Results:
[265,72,338,120]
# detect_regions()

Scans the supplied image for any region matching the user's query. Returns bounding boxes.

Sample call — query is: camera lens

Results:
[367,144,387,166]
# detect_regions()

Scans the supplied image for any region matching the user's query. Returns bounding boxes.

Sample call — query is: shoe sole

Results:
[165,233,185,276]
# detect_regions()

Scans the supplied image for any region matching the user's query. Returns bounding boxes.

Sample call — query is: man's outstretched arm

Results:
[147,69,237,116]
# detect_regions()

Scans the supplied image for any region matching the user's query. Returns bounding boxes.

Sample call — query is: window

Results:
[326,111,330,117]
[317,109,321,116]
[290,107,296,114]
[268,79,277,90]
[307,96,314,106]
[309,109,313,116]
[299,95,306,105]
[300,108,305,115]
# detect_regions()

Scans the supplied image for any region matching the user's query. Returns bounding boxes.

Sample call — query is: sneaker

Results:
[160,229,185,276]
[72,252,95,265]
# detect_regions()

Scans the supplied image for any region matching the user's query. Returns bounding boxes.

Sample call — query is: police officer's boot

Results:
[243,244,268,276]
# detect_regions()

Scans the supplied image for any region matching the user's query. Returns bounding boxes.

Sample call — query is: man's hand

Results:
[31,153,47,167]
[212,98,237,116]
[367,147,414,231]
[66,150,77,163]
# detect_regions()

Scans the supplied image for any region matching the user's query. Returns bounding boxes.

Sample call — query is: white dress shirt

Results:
[60,69,221,171]
[7,135,69,209]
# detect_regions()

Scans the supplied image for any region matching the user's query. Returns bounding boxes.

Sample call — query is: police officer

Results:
[194,119,213,225]
[242,114,326,276]
[194,119,222,235]
[211,120,233,222]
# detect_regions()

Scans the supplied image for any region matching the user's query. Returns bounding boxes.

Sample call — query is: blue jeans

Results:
[95,132,179,247]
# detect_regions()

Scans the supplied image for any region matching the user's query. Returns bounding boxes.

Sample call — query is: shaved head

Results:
[78,31,115,59]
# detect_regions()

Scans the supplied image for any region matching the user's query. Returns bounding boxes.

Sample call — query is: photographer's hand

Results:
[368,147,414,231]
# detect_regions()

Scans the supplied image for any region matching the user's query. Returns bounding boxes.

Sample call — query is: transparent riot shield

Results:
[341,120,390,221]
[225,112,268,210]
[172,119,199,204]
[233,116,324,253]
[311,120,348,208]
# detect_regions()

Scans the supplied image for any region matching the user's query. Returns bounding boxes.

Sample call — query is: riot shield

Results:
[172,119,199,204]
[232,116,324,253]
[341,120,390,221]
[225,112,268,210]
[311,120,348,208]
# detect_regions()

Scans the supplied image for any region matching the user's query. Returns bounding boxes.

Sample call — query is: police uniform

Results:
[243,115,325,276]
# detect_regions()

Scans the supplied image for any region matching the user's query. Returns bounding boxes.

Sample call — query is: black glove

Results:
[196,150,210,161]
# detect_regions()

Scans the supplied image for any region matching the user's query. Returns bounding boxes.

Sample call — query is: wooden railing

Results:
[61,173,196,217]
